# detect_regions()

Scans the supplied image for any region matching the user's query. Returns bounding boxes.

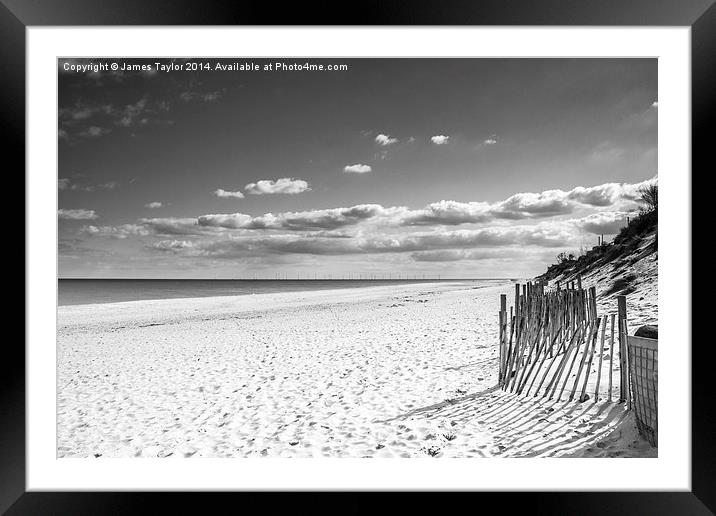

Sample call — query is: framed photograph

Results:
[7,0,712,512]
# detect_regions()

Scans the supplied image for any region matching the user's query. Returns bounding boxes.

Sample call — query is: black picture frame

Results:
[5,0,712,513]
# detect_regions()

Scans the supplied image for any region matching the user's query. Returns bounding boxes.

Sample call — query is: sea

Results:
[58,278,508,306]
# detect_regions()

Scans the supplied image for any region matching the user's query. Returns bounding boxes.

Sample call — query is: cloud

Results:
[201,91,222,102]
[198,204,393,231]
[58,178,119,192]
[572,211,630,235]
[115,97,149,127]
[196,178,653,234]
[404,192,576,225]
[488,179,653,220]
[484,137,497,145]
[214,188,245,199]
[81,217,205,240]
[244,178,310,195]
[152,240,195,251]
[431,135,449,145]
[492,191,574,219]
[79,126,111,138]
[81,178,653,268]
[651,101,658,108]
[82,224,150,238]
[566,183,622,207]
[59,102,113,122]
[58,208,98,220]
[166,224,573,260]
[180,90,223,102]
[375,134,398,146]
[410,249,506,262]
[145,201,163,208]
[359,226,572,253]
[400,200,492,226]
[343,164,372,174]
[138,217,203,236]
[58,95,175,141]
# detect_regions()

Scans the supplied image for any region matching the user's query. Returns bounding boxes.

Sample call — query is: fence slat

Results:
[594,315,608,401]
[617,295,628,402]
[496,280,644,412]
[608,313,615,402]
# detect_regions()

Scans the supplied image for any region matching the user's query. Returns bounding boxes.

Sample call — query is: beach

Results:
[57,281,654,458]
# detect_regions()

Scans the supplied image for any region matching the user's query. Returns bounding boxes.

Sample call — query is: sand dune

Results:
[57,281,654,458]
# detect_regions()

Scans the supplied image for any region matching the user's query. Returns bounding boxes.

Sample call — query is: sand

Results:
[57,281,655,458]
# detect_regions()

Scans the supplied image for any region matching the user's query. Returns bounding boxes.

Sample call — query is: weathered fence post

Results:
[514,283,521,340]
[617,295,628,403]
[608,313,615,402]
[498,310,504,385]
[499,294,507,385]
[594,315,607,401]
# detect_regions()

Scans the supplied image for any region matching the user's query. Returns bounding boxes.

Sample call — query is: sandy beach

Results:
[57,281,654,458]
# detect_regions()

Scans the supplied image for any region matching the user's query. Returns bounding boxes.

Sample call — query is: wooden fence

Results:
[498,280,629,403]
[497,280,658,446]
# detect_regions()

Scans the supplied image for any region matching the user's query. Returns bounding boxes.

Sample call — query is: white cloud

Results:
[116,97,149,127]
[244,178,310,195]
[343,164,372,174]
[71,108,93,120]
[431,135,449,145]
[199,204,394,231]
[196,179,654,233]
[168,224,574,260]
[79,126,111,138]
[572,211,630,235]
[484,137,497,145]
[651,101,658,108]
[82,224,150,239]
[214,188,245,199]
[410,249,507,262]
[401,200,492,226]
[567,183,622,207]
[138,217,203,236]
[201,91,222,102]
[180,90,223,103]
[58,95,175,141]
[83,178,653,266]
[57,178,119,192]
[145,201,163,209]
[375,133,398,146]
[152,239,195,251]
[58,209,98,220]
[82,218,203,239]
[493,191,574,219]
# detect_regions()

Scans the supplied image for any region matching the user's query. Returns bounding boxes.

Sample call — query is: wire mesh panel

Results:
[627,335,658,446]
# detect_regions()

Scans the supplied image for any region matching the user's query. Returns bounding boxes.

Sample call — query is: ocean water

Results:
[58,278,503,306]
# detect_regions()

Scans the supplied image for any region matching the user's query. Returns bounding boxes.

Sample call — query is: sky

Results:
[58,58,657,279]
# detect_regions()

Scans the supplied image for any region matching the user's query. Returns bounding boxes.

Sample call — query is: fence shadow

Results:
[375,385,501,423]
[378,385,631,457]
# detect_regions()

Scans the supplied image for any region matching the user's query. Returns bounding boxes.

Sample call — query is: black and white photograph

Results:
[57,57,658,459]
